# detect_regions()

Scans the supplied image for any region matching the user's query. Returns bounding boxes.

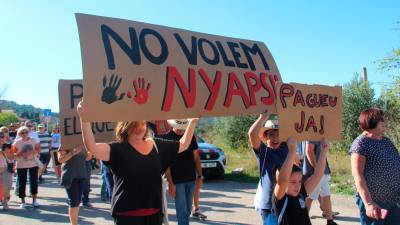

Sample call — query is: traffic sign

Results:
[43,109,51,117]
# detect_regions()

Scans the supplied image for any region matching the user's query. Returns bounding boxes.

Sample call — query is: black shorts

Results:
[66,178,85,207]
[39,153,51,165]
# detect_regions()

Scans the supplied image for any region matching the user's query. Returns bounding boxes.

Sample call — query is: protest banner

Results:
[58,79,115,150]
[75,13,281,122]
[276,82,342,141]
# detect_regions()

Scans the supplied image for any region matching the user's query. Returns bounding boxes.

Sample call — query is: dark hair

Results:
[2,143,11,151]
[359,108,385,131]
[273,164,303,183]
[292,165,302,173]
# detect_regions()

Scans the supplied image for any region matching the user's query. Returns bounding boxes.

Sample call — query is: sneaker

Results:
[327,220,338,225]
[19,203,27,209]
[32,201,40,208]
[83,202,93,208]
[192,209,207,219]
[2,201,9,211]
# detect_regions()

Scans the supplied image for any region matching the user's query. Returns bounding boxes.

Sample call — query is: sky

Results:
[0,0,399,113]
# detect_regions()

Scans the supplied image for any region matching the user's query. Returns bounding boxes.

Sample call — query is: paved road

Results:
[0,170,360,225]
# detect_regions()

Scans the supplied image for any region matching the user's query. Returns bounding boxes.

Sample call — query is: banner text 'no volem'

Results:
[76,13,281,122]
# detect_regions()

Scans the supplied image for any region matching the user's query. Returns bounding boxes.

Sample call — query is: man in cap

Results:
[37,124,52,183]
[248,111,294,225]
[161,119,202,225]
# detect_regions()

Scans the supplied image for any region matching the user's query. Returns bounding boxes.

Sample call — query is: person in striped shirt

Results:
[37,124,52,183]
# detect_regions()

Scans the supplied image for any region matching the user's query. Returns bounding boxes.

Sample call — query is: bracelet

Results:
[197,175,204,180]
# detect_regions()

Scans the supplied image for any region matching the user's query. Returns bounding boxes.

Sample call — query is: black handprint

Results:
[101,74,125,104]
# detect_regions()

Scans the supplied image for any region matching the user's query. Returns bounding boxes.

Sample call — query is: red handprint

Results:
[127,77,151,105]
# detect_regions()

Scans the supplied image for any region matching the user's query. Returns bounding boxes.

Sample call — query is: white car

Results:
[197,142,226,178]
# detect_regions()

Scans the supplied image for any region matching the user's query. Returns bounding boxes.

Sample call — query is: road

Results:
[0,170,360,225]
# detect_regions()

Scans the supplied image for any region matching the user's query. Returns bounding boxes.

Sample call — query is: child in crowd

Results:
[273,138,337,225]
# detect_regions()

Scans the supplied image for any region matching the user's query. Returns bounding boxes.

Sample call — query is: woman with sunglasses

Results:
[12,126,40,208]
[0,127,12,143]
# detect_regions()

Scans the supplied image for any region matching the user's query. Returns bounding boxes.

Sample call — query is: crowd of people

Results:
[0,108,208,225]
[1,106,400,225]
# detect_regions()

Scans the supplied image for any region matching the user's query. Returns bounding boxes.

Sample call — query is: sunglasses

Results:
[20,131,28,135]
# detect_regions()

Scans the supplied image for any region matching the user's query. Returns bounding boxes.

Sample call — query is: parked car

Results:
[197,142,226,178]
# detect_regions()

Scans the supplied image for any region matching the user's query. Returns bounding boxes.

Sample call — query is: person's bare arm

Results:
[193,149,203,186]
[58,147,81,164]
[77,100,111,161]
[178,119,199,153]
[48,138,52,153]
[274,137,298,200]
[165,167,176,198]
[351,153,381,220]
[34,143,40,154]
[85,150,93,161]
[304,139,328,194]
[305,142,317,167]
[248,112,269,151]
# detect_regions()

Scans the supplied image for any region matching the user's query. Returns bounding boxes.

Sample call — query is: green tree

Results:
[339,74,377,150]
[380,77,400,147]
[0,112,19,126]
[378,39,400,147]
[212,115,258,150]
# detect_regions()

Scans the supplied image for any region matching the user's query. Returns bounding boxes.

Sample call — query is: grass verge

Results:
[208,137,354,195]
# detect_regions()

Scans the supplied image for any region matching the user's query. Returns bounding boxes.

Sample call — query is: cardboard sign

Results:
[58,79,115,150]
[76,13,281,122]
[276,82,342,141]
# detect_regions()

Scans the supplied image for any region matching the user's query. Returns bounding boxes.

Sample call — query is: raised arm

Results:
[274,137,298,200]
[77,100,111,161]
[305,142,317,167]
[248,112,269,150]
[304,139,328,194]
[165,167,176,198]
[178,118,199,153]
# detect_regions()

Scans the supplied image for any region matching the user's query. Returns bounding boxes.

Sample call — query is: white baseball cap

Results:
[167,119,189,130]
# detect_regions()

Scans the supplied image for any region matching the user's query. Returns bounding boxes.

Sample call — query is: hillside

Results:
[0,100,59,122]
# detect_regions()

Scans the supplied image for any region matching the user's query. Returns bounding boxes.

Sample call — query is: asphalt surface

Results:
[0,169,360,225]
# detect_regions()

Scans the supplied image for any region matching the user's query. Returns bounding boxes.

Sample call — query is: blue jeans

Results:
[261,210,277,225]
[355,193,400,225]
[175,181,195,225]
[100,161,113,201]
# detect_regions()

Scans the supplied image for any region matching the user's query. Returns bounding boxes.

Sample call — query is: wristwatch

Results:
[197,175,204,180]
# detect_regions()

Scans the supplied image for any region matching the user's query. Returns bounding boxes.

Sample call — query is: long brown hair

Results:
[115,121,149,143]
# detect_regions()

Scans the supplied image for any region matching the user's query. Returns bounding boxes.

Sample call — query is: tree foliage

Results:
[0,112,19,127]
[378,36,400,147]
[338,74,377,151]
[212,115,258,150]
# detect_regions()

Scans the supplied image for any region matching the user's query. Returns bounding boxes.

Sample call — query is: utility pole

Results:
[362,66,368,84]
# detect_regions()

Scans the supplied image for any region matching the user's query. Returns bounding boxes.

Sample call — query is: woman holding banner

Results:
[77,100,198,225]
[350,108,400,224]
